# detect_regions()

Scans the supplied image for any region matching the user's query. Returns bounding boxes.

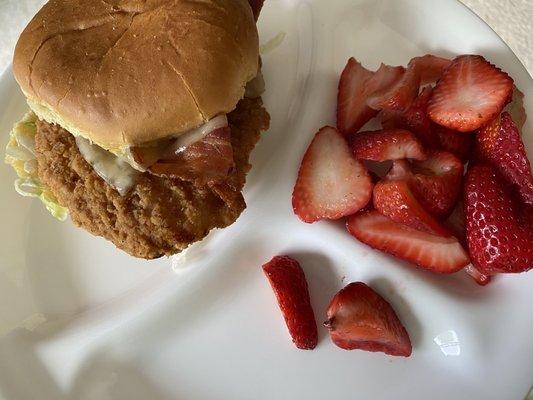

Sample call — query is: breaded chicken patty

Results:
[34,98,269,259]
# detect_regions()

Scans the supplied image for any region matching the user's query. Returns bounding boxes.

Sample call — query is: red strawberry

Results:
[248,0,265,20]
[346,210,469,273]
[337,58,404,135]
[382,86,438,148]
[409,54,452,85]
[409,151,463,218]
[464,264,492,286]
[503,86,526,131]
[292,126,372,222]
[464,164,533,274]
[428,55,514,132]
[324,282,412,357]
[350,129,427,161]
[434,124,473,162]
[262,256,318,350]
[373,179,452,236]
[367,65,420,112]
[475,112,533,205]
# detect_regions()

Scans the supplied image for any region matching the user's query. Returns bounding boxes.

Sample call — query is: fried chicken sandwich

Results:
[5,0,269,259]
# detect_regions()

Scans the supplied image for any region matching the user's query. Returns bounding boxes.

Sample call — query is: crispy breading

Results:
[34,98,269,259]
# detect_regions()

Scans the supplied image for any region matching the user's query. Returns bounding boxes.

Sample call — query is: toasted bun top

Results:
[13,0,258,148]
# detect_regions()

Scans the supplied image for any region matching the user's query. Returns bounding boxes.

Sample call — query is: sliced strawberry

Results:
[350,129,427,161]
[337,58,404,135]
[409,54,452,85]
[248,0,265,21]
[367,65,420,112]
[346,210,469,273]
[292,126,372,222]
[409,151,463,218]
[262,256,318,350]
[434,124,473,162]
[324,282,412,357]
[464,264,492,286]
[503,86,526,131]
[475,112,533,205]
[464,164,533,274]
[428,55,514,132]
[382,86,437,148]
[373,179,452,236]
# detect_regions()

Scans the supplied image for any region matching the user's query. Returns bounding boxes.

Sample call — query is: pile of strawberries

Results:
[293,54,532,283]
[260,54,532,356]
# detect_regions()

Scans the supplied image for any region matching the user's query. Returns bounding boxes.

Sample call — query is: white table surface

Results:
[0,0,531,77]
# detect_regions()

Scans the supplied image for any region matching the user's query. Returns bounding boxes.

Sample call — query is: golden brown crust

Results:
[34,97,270,259]
[14,0,258,148]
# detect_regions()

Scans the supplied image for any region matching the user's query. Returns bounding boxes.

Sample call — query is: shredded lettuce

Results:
[5,112,68,221]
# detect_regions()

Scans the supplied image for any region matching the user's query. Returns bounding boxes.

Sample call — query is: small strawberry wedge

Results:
[373,180,452,236]
[475,112,533,205]
[324,282,412,357]
[428,55,514,132]
[350,129,427,161]
[434,125,473,162]
[367,66,421,112]
[409,54,452,85]
[346,210,469,273]
[382,86,437,148]
[292,126,372,223]
[464,164,533,274]
[337,58,404,135]
[262,256,318,350]
[408,151,463,218]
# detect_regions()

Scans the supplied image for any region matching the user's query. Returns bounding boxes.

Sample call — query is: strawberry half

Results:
[292,126,372,223]
[346,210,469,273]
[464,163,533,274]
[324,282,412,357]
[408,151,463,218]
[337,58,404,135]
[428,55,514,132]
[350,129,427,161]
[262,256,318,350]
[373,179,452,236]
[475,112,533,205]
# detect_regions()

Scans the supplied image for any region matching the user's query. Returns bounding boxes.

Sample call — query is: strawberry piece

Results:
[324,282,412,357]
[346,210,469,273]
[464,164,533,274]
[409,54,452,85]
[434,124,473,162]
[373,179,452,236]
[248,0,265,21]
[292,126,372,223]
[262,256,318,349]
[382,86,438,148]
[503,86,526,131]
[337,58,404,135]
[350,129,427,161]
[428,55,514,132]
[475,112,533,205]
[464,264,492,286]
[367,65,420,112]
[409,151,463,218]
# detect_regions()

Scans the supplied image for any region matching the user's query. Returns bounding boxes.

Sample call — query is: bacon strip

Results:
[149,127,235,185]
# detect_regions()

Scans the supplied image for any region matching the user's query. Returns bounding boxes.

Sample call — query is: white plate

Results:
[1,0,532,399]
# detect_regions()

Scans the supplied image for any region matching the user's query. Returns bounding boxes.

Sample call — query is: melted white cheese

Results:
[76,136,140,196]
